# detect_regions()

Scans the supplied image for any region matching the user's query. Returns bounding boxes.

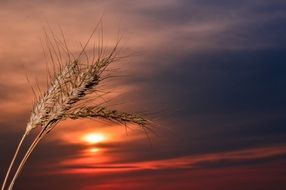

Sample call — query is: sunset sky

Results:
[1,0,286,190]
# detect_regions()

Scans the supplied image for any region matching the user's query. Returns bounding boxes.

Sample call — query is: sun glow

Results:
[89,148,100,153]
[83,133,106,144]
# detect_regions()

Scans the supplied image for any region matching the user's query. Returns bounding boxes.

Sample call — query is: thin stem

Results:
[7,130,46,190]
[1,132,28,190]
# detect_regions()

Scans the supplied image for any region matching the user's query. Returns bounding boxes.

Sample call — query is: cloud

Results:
[15,144,286,190]
[47,145,286,175]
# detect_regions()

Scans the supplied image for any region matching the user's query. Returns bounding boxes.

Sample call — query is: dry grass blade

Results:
[2,25,151,190]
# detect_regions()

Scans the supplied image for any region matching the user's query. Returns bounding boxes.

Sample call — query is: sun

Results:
[83,133,106,144]
[89,148,99,153]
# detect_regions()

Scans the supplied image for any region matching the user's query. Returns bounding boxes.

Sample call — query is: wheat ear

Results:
[3,28,150,190]
[67,106,149,126]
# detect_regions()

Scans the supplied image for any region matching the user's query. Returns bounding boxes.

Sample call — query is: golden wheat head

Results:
[1,27,150,190]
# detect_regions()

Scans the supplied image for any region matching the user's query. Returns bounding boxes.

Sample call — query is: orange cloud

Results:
[46,144,286,175]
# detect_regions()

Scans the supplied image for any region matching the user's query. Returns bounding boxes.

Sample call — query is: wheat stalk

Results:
[1,27,150,190]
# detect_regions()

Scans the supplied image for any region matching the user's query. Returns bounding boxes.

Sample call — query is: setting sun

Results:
[89,148,100,153]
[83,133,106,144]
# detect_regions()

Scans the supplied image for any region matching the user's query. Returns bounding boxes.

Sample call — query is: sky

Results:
[0,0,286,189]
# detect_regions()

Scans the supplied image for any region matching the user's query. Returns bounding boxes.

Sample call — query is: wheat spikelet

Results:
[1,27,150,190]
[26,60,79,133]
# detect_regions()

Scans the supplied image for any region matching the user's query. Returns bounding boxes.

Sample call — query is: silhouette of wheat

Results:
[1,26,150,190]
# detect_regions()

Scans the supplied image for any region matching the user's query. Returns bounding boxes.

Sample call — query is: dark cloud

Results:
[117,48,286,160]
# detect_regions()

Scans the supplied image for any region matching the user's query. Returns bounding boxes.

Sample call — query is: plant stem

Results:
[1,131,28,190]
[7,129,46,190]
